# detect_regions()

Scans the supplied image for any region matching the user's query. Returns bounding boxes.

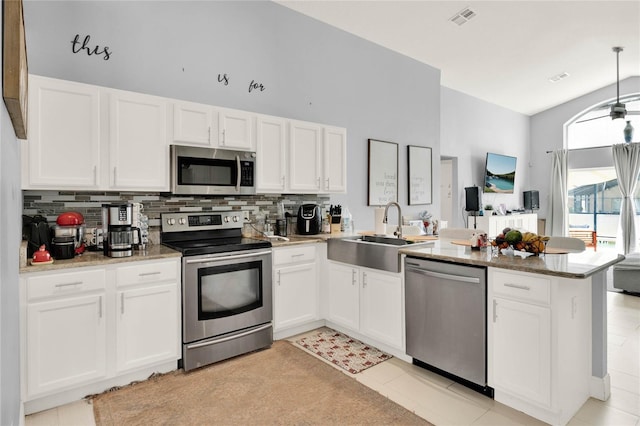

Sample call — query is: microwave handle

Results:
[236,155,241,192]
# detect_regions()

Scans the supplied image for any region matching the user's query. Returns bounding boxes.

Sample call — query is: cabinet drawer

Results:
[117,260,178,287]
[273,245,317,266]
[27,269,106,300]
[491,269,550,305]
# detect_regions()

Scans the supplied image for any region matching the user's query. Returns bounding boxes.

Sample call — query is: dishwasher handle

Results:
[406,267,480,284]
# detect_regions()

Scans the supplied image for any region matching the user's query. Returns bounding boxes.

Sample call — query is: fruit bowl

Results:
[491,229,549,256]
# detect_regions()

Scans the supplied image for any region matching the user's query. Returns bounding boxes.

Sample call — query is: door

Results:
[218,108,254,150]
[116,283,179,372]
[27,294,106,396]
[173,101,215,146]
[289,120,322,192]
[360,269,403,349]
[256,115,287,193]
[323,126,347,193]
[327,262,359,330]
[25,75,101,189]
[440,158,454,226]
[274,262,318,330]
[492,297,551,406]
[109,91,169,190]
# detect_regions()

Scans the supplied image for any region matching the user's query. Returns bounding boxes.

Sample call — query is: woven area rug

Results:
[295,327,392,374]
[91,341,430,426]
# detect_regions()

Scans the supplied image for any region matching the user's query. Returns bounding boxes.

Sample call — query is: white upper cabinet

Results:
[172,101,216,147]
[109,91,169,191]
[289,120,323,192]
[217,107,255,151]
[23,75,169,191]
[323,126,347,193]
[256,115,287,193]
[24,75,102,189]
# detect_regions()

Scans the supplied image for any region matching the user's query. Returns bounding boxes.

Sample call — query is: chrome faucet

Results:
[383,202,402,239]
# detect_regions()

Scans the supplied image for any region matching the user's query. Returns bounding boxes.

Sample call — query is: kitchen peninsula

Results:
[400,239,623,426]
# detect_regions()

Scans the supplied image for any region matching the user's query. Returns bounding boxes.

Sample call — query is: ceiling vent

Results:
[548,72,570,83]
[449,7,476,26]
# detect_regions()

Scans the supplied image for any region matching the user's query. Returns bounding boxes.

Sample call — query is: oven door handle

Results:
[186,323,272,350]
[236,155,241,192]
[185,250,272,265]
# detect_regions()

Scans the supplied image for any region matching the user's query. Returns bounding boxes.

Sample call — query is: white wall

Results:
[0,47,23,426]
[530,76,640,221]
[441,87,531,227]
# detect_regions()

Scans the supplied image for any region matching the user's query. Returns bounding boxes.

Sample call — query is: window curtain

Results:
[612,143,640,255]
[547,149,568,236]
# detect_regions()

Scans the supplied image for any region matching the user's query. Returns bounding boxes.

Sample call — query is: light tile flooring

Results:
[26,291,639,426]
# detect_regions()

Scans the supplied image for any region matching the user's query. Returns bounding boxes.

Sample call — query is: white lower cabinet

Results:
[21,258,180,411]
[488,267,591,425]
[273,245,318,332]
[327,261,404,351]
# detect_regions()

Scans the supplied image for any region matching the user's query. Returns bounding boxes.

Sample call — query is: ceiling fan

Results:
[576,46,640,124]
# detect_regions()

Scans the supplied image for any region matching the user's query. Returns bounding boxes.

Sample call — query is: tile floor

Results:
[26,291,639,426]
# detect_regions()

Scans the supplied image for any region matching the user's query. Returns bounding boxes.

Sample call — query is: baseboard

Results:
[590,374,611,401]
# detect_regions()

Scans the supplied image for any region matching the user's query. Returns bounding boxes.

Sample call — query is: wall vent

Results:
[548,72,570,83]
[450,7,477,26]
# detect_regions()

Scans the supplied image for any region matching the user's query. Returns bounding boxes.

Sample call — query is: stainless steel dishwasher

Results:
[405,257,492,396]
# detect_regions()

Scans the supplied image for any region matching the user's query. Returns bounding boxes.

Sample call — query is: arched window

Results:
[566,94,640,249]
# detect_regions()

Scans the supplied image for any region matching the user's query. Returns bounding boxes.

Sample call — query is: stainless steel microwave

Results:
[170,145,256,195]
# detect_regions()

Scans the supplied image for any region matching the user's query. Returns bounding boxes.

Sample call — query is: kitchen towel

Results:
[374,207,386,235]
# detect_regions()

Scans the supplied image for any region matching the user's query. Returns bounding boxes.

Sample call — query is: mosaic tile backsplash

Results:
[23,191,330,244]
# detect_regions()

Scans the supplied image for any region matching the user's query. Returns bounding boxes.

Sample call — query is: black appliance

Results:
[523,190,540,211]
[297,204,321,235]
[161,211,273,371]
[22,215,51,258]
[465,186,481,212]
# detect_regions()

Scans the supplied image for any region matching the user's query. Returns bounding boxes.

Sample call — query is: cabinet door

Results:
[491,297,551,407]
[256,115,287,193]
[327,262,359,330]
[25,76,101,189]
[27,294,106,396]
[173,101,215,146]
[116,283,179,373]
[109,91,169,190]
[360,269,403,349]
[323,126,347,193]
[289,120,322,192]
[218,108,254,150]
[274,262,318,330]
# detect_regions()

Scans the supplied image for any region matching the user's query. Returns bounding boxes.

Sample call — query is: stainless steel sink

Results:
[327,236,434,272]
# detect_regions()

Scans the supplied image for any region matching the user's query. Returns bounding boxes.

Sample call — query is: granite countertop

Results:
[20,244,181,274]
[400,238,624,279]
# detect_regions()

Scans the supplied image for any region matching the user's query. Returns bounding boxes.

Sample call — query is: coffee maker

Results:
[102,203,139,257]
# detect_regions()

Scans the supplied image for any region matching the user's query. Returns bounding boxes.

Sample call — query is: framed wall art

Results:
[408,145,432,205]
[368,139,398,205]
[3,0,29,139]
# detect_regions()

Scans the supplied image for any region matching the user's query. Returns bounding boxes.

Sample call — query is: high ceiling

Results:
[276,0,640,116]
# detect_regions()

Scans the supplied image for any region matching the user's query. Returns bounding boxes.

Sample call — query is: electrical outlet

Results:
[242,211,251,222]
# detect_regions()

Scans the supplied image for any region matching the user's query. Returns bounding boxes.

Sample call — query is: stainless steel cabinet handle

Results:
[98,296,103,319]
[55,281,83,288]
[316,177,320,188]
[121,293,125,314]
[93,166,97,185]
[406,268,480,284]
[185,250,272,265]
[208,126,211,142]
[221,128,226,145]
[236,155,241,192]
[281,176,285,187]
[113,167,117,185]
[277,270,281,286]
[363,272,367,287]
[326,178,330,189]
[139,271,161,277]
[504,283,531,291]
[493,299,497,323]
[351,269,357,285]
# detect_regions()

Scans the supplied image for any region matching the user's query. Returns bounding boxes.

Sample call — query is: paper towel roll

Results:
[374,207,386,235]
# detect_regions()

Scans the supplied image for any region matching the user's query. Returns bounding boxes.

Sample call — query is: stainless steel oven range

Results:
[161,211,272,371]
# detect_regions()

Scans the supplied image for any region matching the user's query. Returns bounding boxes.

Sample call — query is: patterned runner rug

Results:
[295,327,392,374]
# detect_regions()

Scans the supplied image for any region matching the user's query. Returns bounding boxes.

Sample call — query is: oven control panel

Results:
[161,211,242,233]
